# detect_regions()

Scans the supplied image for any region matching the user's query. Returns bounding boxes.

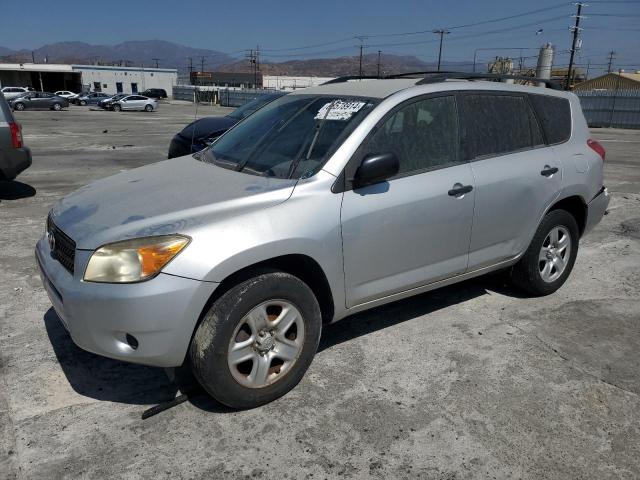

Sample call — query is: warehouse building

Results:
[0,63,178,97]
[573,71,640,91]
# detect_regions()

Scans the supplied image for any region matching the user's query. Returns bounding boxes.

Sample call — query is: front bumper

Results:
[35,237,218,367]
[584,186,610,235]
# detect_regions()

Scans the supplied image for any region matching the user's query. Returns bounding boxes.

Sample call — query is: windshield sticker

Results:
[315,100,366,121]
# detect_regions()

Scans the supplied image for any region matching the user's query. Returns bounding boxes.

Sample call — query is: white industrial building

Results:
[263,75,335,91]
[0,63,178,97]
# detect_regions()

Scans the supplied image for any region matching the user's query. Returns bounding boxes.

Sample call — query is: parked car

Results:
[37,74,610,409]
[0,87,31,101]
[140,88,167,99]
[72,92,110,106]
[54,90,77,99]
[168,92,286,158]
[97,93,128,110]
[10,92,69,111]
[0,92,31,180]
[111,95,158,112]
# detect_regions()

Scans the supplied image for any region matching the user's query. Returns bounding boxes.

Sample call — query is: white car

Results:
[1,87,31,101]
[54,90,77,99]
[112,95,158,112]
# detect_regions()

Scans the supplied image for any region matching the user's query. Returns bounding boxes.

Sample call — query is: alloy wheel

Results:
[539,225,571,283]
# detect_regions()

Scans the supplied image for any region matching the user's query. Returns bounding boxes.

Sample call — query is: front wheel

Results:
[52,103,62,111]
[79,100,87,106]
[189,271,322,409]
[112,104,121,112]
[511,209,579,296]
[14,103,25,111]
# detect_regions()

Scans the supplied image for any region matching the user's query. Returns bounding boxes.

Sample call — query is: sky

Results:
[1,0,639,75]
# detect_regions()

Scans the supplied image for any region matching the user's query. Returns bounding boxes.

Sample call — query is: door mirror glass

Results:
[354,153,399,188]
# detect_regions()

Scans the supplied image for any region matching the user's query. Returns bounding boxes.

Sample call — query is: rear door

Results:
[459,91,561,270]
[341,94,475,307]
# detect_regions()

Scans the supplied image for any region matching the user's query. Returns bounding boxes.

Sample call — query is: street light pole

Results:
[433,29,450,71]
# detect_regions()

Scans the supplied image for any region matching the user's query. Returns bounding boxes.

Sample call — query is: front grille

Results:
[47,215,76,274]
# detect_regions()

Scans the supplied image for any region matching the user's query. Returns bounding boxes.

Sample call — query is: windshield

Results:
[227,94,283,120]
[199,94,378,179]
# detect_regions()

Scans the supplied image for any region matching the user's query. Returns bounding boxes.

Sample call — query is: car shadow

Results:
[43,272,526,414]
[0,180,36,200]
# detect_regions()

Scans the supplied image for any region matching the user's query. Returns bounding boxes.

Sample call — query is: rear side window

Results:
[460,94,544,160]
[529,94,572,144]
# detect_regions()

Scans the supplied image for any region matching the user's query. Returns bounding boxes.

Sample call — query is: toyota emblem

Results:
[48,231,56,252]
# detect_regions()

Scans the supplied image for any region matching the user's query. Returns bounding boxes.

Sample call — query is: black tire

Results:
[189,271,322,409]
[14,103,25,111]
[52,103,62,111]
[511,209,579,296]
[79,100,87,106]
[144,104,153,112]
[112,104,121,112]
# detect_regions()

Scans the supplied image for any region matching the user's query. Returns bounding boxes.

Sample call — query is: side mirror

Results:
[353,153,399,188]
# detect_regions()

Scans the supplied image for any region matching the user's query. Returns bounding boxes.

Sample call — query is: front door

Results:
[457,92,562,270]
[340,94,475,308]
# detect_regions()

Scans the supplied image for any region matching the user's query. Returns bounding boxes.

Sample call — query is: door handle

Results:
[448,183,473,197]
[540,166,559,177]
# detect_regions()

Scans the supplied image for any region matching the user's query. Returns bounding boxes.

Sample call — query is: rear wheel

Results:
[112,104,122,112]
[189,271,322,409]
[511,209,579,296]
[144,104,153,112]
[79,100,87,106]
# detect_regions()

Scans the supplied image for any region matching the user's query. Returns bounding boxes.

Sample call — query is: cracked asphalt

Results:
[1,104,639,479]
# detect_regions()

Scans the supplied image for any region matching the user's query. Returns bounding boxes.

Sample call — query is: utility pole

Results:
[31,51,35,63]
[607,50,616,73]
[152,58,160,68]
[565,2,585,90]
[200,56,206,74]
[433,29,450,71]
[187,57,193,84]
[246,48,260,88]
[377,50,382,78]
[355,36,368,78]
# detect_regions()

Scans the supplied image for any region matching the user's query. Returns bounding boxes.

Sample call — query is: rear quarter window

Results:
[529,94,572,144]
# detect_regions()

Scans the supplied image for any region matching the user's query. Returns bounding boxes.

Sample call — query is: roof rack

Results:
[321,75,381,85]
[322,71,561,90]
[414,72,562,90]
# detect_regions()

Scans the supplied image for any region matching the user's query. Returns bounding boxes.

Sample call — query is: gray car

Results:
[36,74,609,409]
[0,92,31,180]
[111,95,158,112]
[11,92,69,111]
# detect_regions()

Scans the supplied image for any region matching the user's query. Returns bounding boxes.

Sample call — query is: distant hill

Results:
[0,42,475,77]
[0,40,234,71]
[217,52,474,77]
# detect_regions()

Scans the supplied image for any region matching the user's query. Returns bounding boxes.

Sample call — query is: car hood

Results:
[50,156,297,249]
[179,116,237,142]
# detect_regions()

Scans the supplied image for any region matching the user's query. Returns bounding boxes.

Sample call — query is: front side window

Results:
[460,94,544,159]
[362,95,461,175]
[201,95,378,179]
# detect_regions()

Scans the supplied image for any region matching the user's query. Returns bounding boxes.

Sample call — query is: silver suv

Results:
[0,92,31,180]
[36,74,610,409]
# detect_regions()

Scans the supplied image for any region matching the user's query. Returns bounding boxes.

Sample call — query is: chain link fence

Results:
[172,86,276,107]
[575,90,640,129]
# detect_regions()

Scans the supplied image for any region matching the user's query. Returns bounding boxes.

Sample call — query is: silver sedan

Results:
[111,95,158,112]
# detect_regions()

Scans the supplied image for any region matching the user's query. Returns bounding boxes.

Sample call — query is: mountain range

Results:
[0,40,475,76]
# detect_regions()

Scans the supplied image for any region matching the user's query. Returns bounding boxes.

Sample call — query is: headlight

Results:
[83,235,190,283]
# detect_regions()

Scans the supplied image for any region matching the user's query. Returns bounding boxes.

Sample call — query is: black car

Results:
[97,93,128,109]
[167,92,286,159]
[140,88,167,99]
